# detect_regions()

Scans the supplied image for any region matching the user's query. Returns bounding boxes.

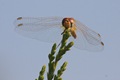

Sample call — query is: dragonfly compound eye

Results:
[62,18,72,29]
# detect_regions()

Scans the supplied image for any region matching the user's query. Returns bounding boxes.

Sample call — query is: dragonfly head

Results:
[62,18,75,29]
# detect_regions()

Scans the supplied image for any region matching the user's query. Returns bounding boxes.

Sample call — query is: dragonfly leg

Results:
[56,41,61,49]
[61,29,66,35]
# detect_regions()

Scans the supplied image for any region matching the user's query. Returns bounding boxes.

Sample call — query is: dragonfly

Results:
[14,17,104,52]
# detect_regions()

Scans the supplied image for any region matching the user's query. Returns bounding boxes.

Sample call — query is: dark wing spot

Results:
[18,24,23,27]
[17,17,22,20]
[101,42,104,46]
[98,33,101,37]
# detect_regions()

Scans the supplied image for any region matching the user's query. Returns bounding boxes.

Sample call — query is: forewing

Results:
[72,20,104,51]
[14,17,64,43]
[14,17,64,31]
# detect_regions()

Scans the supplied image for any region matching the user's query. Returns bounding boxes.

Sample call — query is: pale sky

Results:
[0,0,120,80]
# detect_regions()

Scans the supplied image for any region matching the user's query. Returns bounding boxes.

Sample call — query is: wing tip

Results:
[101,42,104,46]
[98,33,101,37]
[17,23,23,27]
[17,17,22,20]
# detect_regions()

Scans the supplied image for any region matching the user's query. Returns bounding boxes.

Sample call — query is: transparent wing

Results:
[14,17,104,51]
[14,17,64,43]
[70,20,104,52]
[14,17,64,31]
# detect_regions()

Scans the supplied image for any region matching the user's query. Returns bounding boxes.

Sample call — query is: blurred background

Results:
[0,0,120,80]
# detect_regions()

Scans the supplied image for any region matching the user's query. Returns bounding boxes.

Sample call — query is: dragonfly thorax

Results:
[62,18,77,39]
